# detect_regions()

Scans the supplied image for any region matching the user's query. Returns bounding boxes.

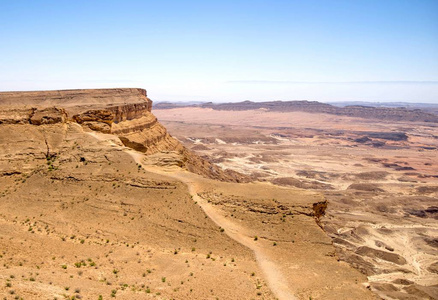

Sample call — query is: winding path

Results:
[86,130,297,299]
[126,150,297,300]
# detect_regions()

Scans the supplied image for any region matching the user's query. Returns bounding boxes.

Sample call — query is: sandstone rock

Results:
[0,88,248,183]
[347,183,385,192]
[81,121,112,133]
[403,284,438,299]
[355,246,407,265]
[427,261,438,274]
[337,249,379,275]
[392,279,414,285]
[0,107,35,124]
[141,151,185,168]
[272,177,334,190]
[73,109,114,124]
[370,282,398,292]
[375,240,394,251]
[332,237,356,249]
[417,186,438,194]
[355,171,389,180]
[30,107,67,125]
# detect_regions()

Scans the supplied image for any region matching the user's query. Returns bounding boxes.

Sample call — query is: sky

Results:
[1,0,437,103]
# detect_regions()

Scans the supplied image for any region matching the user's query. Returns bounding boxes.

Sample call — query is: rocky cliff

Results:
[0,88,247,182]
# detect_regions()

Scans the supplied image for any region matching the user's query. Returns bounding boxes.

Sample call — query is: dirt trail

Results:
[126,150,297,300]
[86,130,297,299]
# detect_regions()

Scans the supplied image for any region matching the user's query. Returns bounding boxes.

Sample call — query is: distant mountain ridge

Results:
[155,100,438,123]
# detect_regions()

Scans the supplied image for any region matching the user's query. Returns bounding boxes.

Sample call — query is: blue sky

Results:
[1,0,437,102]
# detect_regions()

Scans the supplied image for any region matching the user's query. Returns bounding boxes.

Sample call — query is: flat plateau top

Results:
[0,88,148,107]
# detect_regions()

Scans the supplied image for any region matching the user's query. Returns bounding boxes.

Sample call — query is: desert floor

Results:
[0,122,375,299]
[155,107,438,300]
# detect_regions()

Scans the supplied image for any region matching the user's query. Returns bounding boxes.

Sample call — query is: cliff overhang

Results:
[0,88,248,182]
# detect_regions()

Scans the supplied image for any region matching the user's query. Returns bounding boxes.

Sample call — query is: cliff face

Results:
[0,88,247,182]
[0,88,149,108]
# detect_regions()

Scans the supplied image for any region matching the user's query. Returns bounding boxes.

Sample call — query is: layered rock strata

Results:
[0,88,247,182]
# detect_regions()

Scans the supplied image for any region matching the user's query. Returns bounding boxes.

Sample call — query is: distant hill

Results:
[155,100,438,123]
[328,101,438,114]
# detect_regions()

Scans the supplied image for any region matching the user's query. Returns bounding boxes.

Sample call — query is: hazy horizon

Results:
[152,99,438,106]
[1,0,437,103]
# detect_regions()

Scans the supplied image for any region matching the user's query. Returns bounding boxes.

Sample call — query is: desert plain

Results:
[0,89,436,300]
[154,103,438,300]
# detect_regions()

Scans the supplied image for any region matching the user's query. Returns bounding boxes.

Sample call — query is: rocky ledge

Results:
[0,88,247,182]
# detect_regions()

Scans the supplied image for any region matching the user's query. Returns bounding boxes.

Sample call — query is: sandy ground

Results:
[0,123,274,300]
[128,150,297,300]
[155,107,438,300]
[0,122,376,299]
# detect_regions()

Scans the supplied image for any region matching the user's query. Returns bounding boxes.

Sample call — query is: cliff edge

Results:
[0,88,247,182]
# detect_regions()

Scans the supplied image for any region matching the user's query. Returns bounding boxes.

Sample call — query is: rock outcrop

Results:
[0,88,247,182]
